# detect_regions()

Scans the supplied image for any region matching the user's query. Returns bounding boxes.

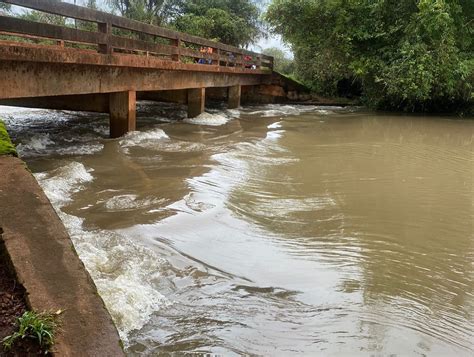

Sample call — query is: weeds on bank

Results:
[2,310,62,353]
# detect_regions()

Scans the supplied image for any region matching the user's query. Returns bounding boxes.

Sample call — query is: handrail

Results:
[0,0,273,70]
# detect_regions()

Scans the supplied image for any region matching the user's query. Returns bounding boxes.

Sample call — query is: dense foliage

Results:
[263,47,295,75]
[266,0,474,112]
[169,0,263,47]
[106,0,263,47]
[106,0,173,25]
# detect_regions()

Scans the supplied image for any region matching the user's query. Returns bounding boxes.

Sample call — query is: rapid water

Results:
[1,103,473,355]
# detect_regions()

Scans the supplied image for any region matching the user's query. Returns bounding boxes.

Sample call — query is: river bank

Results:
[0,120,124,356]
[0,121,39,355]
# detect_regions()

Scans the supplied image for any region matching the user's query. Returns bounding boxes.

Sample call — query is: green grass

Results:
[0,120,17,156]
[2,311,61,352]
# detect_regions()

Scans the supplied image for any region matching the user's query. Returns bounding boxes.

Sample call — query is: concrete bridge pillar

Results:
[187,88,205,118]
[228,85,241,109]
[109,91,136,138]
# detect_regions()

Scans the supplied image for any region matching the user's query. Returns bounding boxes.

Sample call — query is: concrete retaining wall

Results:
[0,120,124,356]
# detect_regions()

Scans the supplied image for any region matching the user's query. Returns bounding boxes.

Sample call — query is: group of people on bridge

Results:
[197,47,257,69]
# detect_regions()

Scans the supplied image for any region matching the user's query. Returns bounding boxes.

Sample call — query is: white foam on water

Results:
[184,112,232,126]
[246,104,345,118]
[265,130,285,141]
[92,125,109,136]
[120,128,206,154]
[247,105,304,117]
[104,194,167,211]
[267,121,283,129]
[0,106,44,115]
[15,132,104,158]
[55,143,104,156]
[34,162,171,345]
[57,211,171,344]
[18,140,104,158]
[16,133,55,155]
[35,162,94,205]
[315,109,331,115]
[119,129,170,149]
[226,109,241,118]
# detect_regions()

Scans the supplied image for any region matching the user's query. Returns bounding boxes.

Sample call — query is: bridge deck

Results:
[0,0,274,137]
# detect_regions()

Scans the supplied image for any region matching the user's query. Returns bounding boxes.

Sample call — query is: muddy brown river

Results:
[1,103,473,355]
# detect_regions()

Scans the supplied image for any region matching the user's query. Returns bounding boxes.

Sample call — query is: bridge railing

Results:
[0,0,274,71]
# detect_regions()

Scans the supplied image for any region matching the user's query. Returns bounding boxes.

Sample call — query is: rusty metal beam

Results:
[0,94,109,112]
[0,60,265,99]
[0,43,271,75]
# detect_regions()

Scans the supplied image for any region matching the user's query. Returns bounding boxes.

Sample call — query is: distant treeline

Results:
[266,0,474,114]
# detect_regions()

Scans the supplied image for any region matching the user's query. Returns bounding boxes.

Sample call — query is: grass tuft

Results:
[2,310,62,352]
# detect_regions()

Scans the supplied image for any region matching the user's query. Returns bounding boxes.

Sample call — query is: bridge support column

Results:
[187,88,205,118]
[109,91,136,138]
[228,85,241,109]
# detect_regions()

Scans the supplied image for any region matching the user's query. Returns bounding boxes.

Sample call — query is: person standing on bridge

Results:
[228,52,236,67]
[206,47,213,65]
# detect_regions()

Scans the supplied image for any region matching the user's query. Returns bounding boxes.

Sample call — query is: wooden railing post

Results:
[98,22,111,54]
[257,55,262,69]
[213,48,220,65]
[171,37,181,62]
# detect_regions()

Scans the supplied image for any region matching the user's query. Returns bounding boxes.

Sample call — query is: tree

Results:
[266,0,473,112]
[262,47,294,75]
[21,11,67,26]
[106,0,174,25]
[102,1,264,47]
[170,0,264,47]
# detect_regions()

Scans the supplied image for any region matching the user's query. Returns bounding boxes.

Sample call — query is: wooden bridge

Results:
[0,0,274,137]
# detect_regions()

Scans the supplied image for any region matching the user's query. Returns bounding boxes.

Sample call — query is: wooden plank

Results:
[171,38,181,61]
[0,43,272,76]
[0,30,61,43]
[109,35,178,56]
[0,16,105,44]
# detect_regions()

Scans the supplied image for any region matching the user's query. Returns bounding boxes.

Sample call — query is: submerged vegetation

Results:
[2,311,61,353]
[266,0,474,113]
